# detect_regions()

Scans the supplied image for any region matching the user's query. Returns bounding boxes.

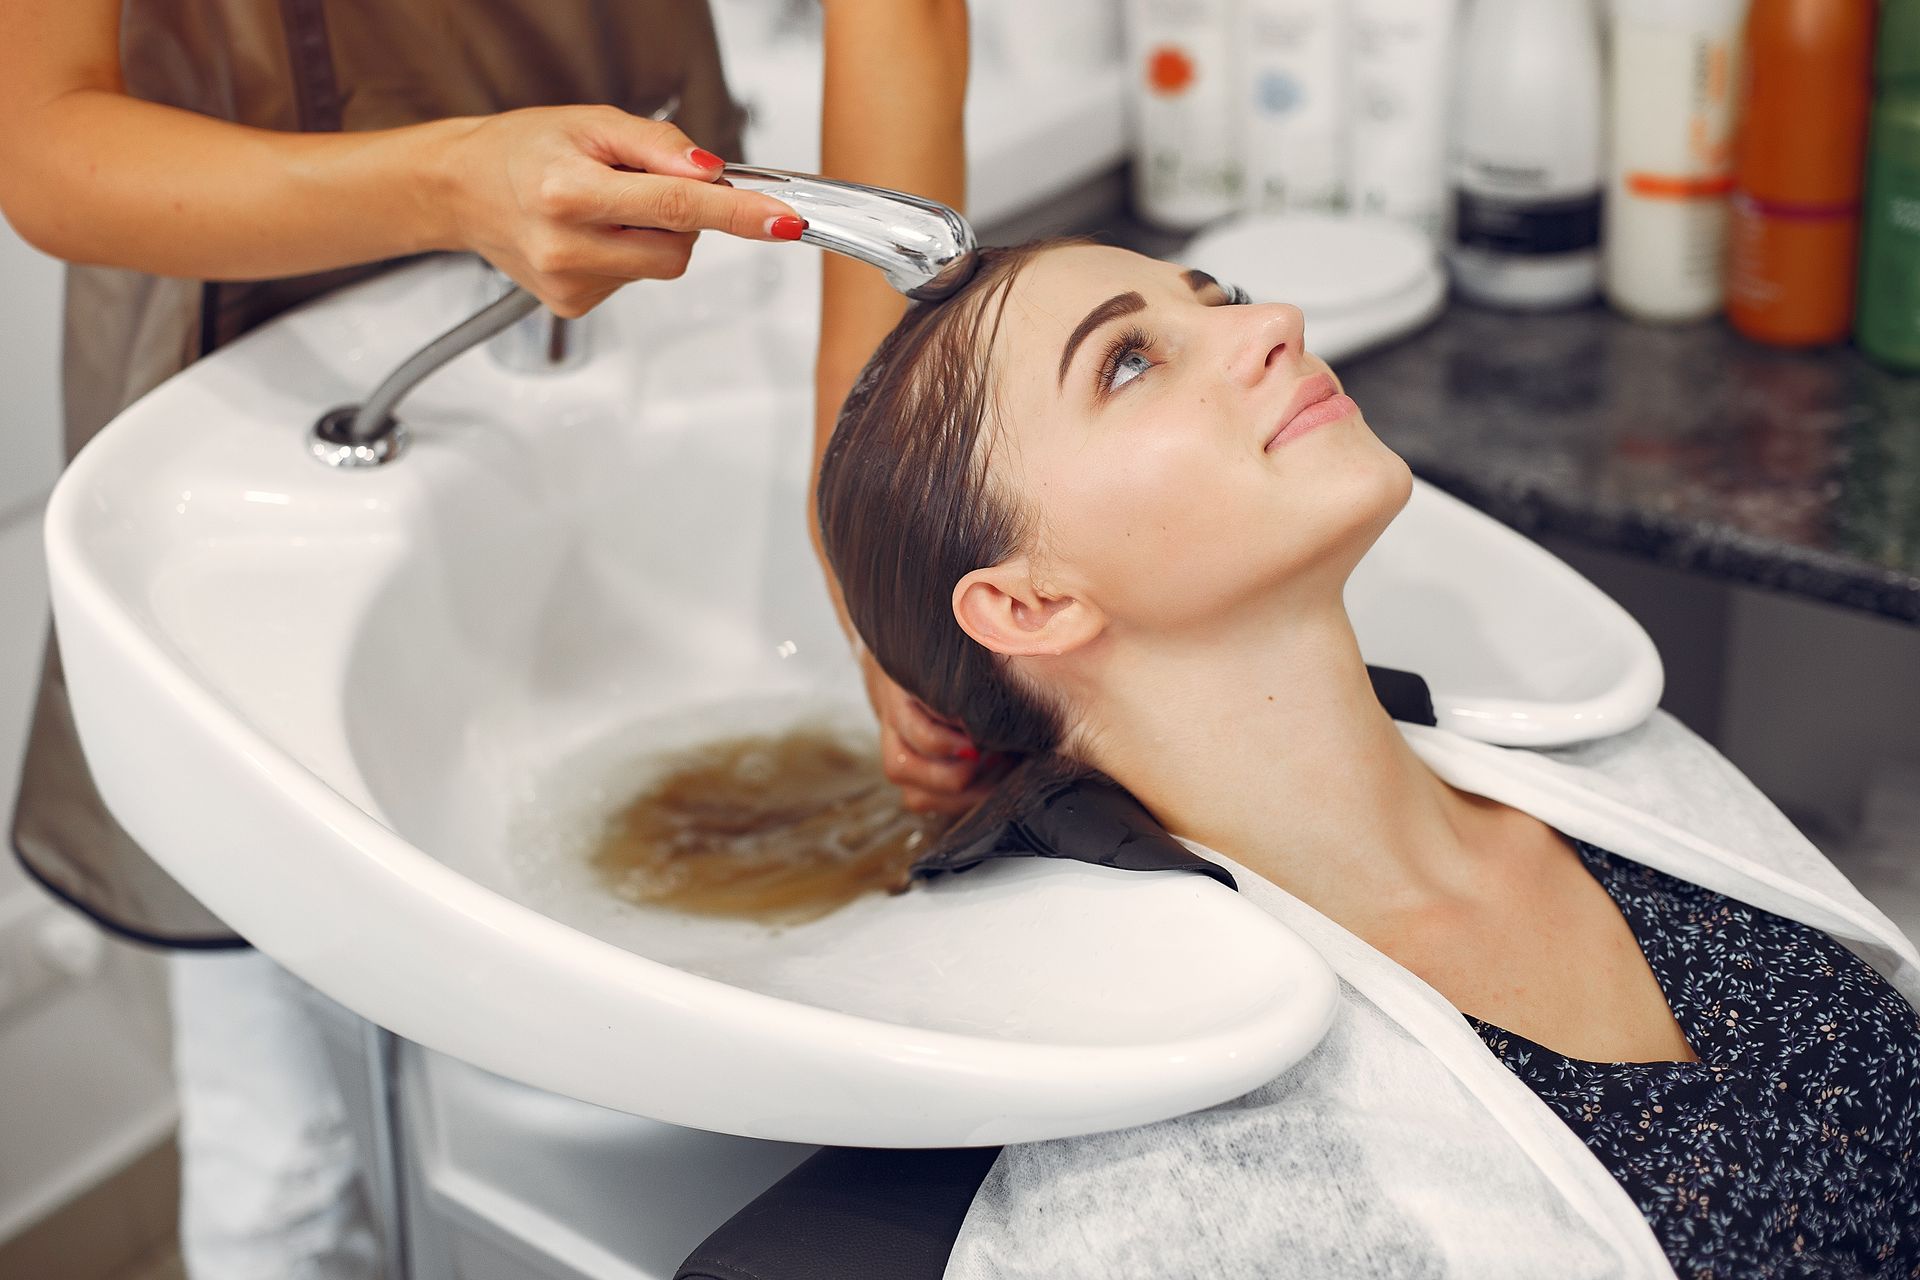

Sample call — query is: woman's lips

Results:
[1265,374,1358,450]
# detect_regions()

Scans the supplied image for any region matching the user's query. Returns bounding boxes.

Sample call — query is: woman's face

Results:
[978,244,1413,640]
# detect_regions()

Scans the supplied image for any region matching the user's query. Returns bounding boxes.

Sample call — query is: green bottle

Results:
[1858,0,1920,370]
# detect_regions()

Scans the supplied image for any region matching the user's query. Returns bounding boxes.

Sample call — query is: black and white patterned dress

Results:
[1466,836,1920,1278]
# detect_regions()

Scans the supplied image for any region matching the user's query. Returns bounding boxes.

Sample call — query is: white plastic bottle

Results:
[1448,0,1605,308]
[1237,0,1348,213]
[1604,0,1749,321]
[1349,0,1462,243]
[1124,0,1241,229]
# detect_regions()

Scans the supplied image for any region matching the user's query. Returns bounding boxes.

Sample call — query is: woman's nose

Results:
[1225,303,1308,388]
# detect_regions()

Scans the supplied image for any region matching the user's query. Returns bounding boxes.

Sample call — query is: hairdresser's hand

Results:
[441,106,806,318]
[860,653,999,815]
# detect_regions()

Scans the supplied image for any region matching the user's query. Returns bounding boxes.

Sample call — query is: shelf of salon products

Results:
[1118,0,1919,367]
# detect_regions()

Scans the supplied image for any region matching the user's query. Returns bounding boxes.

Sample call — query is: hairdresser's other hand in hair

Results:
[443,107,806,318]
[809,0,974,811]
[859,650,999,815]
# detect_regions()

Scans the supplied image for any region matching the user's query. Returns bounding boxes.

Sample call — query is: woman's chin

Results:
[1348,432,1416,518]
[1317,452,1416,571]
[1386,451,1415,510]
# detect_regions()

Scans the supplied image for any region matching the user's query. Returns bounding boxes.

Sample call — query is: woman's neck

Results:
[1082,602,1497,930]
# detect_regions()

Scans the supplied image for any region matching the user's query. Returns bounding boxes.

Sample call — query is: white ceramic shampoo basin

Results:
[46,247,1660,1147]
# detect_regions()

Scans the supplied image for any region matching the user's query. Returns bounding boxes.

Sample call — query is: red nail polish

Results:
[955,745,980,762]
[689,147,723,170]
[770,215,808,241]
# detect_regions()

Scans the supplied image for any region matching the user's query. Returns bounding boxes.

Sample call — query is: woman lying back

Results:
[811,240,1920,1277]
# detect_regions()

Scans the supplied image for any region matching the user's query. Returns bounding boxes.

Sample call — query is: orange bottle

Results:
[1727,0,1877,346]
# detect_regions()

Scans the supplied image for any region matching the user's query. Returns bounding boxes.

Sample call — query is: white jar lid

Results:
[1607,0,1747,30]
[1180,213,1448,362]
[1182,213,1439,319]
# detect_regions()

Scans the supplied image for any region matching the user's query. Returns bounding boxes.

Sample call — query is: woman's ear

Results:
[953,558,1106,659]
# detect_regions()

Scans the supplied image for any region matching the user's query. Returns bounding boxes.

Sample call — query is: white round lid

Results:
[1182,214,1440,318]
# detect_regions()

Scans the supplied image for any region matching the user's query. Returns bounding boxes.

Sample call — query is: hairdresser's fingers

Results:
[861,654,978,759]
[528,278,621,320]
[500,230,695,317]
[574,109,723,181]
[889,697,978,764]
[556,226,701,281]
[597,169,804,242]
[880,720,978,797]
[857,655,985,812]
[859,653,979,762]
[894,732,1011,815]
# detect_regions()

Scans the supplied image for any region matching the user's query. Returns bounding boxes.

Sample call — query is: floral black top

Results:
[1465,837,1920,1279]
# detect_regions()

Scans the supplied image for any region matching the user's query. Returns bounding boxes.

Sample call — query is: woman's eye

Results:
[1226,282,1252,306]
[1098,325,1156,395]
[1109,348,1153,391]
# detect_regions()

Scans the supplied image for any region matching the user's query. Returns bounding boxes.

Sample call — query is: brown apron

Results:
[13,0,744,948]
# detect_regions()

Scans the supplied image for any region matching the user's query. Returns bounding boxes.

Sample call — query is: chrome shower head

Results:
[721,164,979,301]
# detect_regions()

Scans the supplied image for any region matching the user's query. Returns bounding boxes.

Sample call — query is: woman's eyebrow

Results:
[1057,291,1147,389]
[1182,268,1221,294]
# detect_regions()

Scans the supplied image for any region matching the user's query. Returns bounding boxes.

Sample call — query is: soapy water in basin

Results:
[504,695,950,933]
[590,727,948,925]
[493,693,1289,1039]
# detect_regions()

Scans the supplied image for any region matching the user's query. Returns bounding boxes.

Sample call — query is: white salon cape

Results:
[942,709,1920,1280]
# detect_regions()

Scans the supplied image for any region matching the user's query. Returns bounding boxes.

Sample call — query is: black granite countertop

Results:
[1337,303,1920,625]
[1092,209,1920,625]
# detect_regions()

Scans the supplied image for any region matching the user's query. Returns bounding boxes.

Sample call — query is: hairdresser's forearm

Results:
[813,0,968,450]
[811,0,969,617]
[0,91,465,277]
[810,0,968,630]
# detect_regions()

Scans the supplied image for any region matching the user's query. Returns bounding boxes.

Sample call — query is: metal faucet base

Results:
[311,405,410,469]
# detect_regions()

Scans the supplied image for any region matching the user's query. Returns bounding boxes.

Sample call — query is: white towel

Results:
[944,710,1920,1279]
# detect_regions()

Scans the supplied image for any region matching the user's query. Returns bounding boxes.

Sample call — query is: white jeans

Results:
[169,950,382,1280]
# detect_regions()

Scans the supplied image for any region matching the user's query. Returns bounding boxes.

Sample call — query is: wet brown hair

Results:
[817,240,1097,838]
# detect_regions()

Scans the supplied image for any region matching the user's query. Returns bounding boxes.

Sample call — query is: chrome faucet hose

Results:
[340,287,542,445]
